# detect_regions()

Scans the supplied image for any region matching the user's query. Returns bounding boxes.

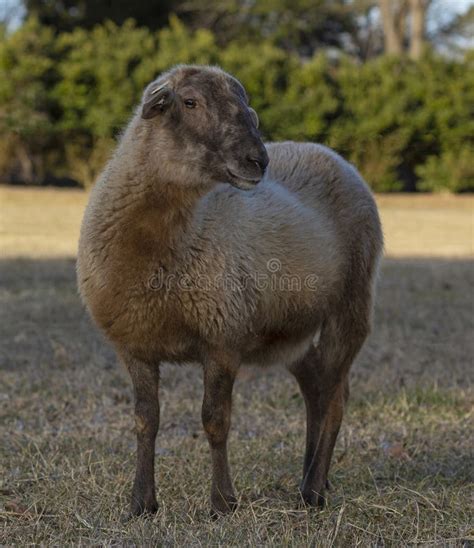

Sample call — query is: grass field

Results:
[1,186,473,545]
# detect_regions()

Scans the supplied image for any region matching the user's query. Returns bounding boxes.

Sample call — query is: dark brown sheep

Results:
[77,64,383,516]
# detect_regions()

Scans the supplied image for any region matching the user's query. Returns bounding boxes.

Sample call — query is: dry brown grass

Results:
[1,186,473,545]
[377,194,474,258]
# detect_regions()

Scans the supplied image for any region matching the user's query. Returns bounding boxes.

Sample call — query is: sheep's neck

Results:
[106,124,210,262]
[150,185,203,252]
[112,179,207,264]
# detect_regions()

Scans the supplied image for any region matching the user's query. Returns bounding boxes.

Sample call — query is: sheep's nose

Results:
[247,149,269,174]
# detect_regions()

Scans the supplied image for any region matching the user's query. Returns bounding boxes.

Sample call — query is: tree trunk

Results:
[16,144,35,184]
[409,0,428,59]
[379,0,407,55]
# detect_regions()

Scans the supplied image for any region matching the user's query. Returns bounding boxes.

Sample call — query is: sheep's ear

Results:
[141,82,174,119]
[249,107,259,128]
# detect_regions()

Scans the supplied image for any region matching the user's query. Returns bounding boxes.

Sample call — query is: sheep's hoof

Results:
[298,488,326,509]
[210,494,238,518]
[127,496,159,519]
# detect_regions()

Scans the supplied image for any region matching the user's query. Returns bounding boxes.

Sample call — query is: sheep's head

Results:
[139,65,269,191]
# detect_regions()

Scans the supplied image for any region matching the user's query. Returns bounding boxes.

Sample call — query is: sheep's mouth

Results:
[226,168,261,190]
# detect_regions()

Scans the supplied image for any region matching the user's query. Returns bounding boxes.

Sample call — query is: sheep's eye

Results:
[184,99,197,109]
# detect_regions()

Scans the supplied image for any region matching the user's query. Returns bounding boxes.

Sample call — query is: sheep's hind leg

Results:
[202,352,239,515]
[124,354,160,516]
[301,375,348,508]
[290,315,368,508]
[289,344,330,507]
[315,377,350,498]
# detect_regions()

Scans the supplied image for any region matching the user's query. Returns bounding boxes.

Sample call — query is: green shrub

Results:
[417,146,474,192]
[0,18,59,183]
[0,17,472,191]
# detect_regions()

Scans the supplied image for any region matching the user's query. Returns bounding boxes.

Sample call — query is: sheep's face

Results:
[140,66,269,191]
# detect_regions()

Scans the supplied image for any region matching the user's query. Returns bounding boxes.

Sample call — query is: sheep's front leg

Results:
[124,355,160,516]
[202,353,238,515]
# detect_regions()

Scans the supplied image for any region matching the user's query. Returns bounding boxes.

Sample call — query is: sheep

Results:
[77,64,383,517]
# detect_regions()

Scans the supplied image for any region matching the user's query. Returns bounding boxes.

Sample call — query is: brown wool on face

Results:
[77,64,383,517]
